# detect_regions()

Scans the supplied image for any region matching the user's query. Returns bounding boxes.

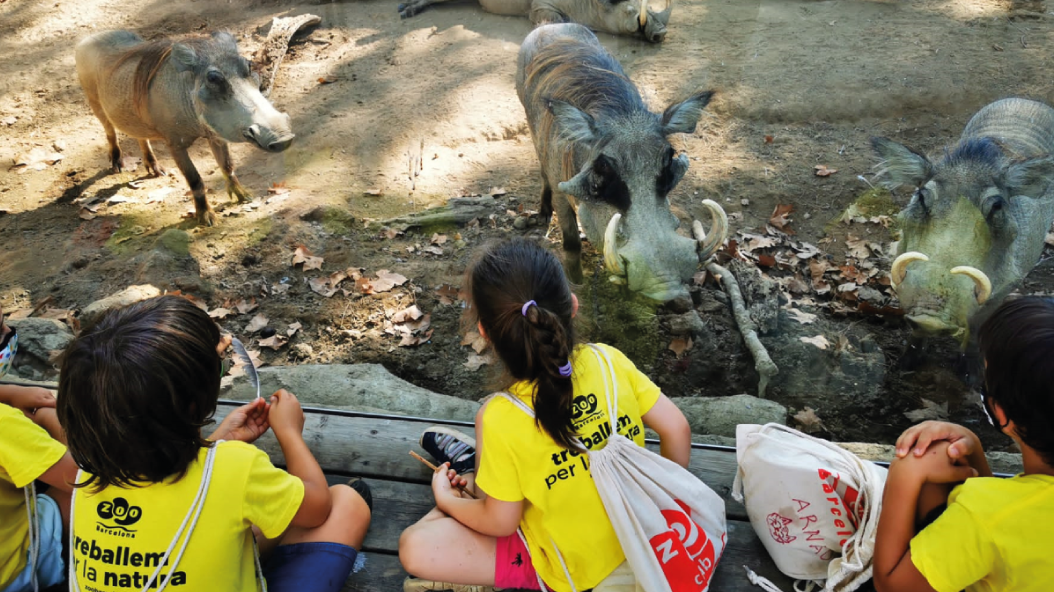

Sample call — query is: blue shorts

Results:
[264,542,359,592]
[2,493,65,592]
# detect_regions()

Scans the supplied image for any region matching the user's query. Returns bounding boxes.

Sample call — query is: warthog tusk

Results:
[638,1,648,28]
[950,266,992,305]
[657,0,672,24]
[891,251,929,288]
[604,213,626,278]
[693,199,729,262]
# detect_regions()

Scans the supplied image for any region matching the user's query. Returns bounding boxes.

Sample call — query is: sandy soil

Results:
[3,0,1053,448]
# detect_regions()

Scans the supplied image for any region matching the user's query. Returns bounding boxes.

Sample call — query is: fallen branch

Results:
[371,197,503,231]
[254,14,322,97]
[707,262,779,397]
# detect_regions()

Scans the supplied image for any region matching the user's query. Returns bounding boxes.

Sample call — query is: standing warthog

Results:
[516,23,727,302]
[76,30,295,226]
[873,98,1054,343]
[399,0,672,44]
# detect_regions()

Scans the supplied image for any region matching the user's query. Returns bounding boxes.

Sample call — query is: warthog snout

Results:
[245,122,295,153]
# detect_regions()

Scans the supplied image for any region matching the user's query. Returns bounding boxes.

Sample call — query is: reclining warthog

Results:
[399,0,672,44]
[873,98,1054,343]
[76,30,295,226]
[516,23,727,302]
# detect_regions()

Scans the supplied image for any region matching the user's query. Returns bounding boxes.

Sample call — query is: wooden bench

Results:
[213,399,809,592]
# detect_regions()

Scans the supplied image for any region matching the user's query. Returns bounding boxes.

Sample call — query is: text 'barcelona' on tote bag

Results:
[499,344,728,592]
[732,424,887,592]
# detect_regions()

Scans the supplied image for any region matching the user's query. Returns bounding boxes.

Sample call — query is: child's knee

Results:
[398,526,424,573]
[330,484,371,525]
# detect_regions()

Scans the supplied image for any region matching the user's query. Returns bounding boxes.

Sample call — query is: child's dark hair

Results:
[978,296,1054,465]
[467,238,579,449]
[57,295,222,491]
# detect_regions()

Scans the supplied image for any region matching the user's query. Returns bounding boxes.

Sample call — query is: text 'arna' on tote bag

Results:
[499,344,728,592]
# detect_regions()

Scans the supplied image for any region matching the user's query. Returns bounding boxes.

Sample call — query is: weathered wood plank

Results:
[215,403,748,519]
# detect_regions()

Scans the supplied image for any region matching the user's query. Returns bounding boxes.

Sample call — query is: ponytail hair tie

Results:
[558,361,573,377]
[521,300,537,317]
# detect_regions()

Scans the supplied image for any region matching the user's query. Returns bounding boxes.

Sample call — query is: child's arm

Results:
[895,421,993,477]
[641,394,691,468]
[0,384,56,416]
[874,441,976,592]
[433,462,523,537]
[36,451,79,493]
[266,389,332,529]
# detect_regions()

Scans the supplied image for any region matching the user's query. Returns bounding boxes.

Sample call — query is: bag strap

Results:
[585,344,619,435]
[68,443,266,592]
[24,482,39,592]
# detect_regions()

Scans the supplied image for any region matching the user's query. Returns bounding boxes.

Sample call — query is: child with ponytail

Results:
[399,238,693,592]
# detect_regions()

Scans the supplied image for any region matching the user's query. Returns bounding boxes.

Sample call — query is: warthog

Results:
[516,23,727,302]
[873,98,1054,343]
[399,0,672,44]
[76,30,295,226]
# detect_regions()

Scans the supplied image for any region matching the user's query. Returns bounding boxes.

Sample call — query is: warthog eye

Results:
[206,70,226,86]
[912,186,930,215]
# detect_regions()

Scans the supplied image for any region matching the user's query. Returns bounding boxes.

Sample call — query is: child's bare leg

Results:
[32,408,67,445]
[278,483,371,548]
[399,510,498,586]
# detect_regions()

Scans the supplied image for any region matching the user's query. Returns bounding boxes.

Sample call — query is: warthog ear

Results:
[871,137,934,188]
[171,43,205,74]
[1004,156,1054,197]
[558,166,593,200]
[211,31,239,50]
[661,91,714,135]
[547,99,597,144]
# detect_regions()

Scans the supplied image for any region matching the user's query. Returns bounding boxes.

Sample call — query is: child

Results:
[0,303,78,592]
[399,238,693,592]
[874,296,1054,592]
[55,295,372,592]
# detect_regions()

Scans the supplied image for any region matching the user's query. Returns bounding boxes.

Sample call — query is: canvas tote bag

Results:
[499,344,728,592]
[731,424,887,592]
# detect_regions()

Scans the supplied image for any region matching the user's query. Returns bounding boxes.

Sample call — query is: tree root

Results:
[371,197,503,231]
[707,262,779,397]
[254,14,322,98]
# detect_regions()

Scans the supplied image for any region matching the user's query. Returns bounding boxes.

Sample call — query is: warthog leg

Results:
[554,192,583,283]
[208,137,253,204]
[169,142,216,227]
[83,93,125,173]
[138,140,168,178]
[539,181,553,224]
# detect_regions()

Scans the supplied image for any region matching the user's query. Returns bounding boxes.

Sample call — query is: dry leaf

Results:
[764,135,774,144]
[79,208,96,220]
[318,76,338,84]
[431,233,448,245]
[209,307,232,320]
[287,322,302,337]
[365,189,383,196]
[740,233,778,253]
[14,147,64,172]
[461,330,489,354]
[668,337,693,358]
[757,254,777,268]
[692,271,708,286]
[793,407,824,433]
[246,314,269,333]
[268,182,289,196]
[845,236,872,259]
[398,328,434,347]
[234,298,258,315]
[309,276,339,298]
[372,270,408,293]
[258,335,289,350]
[271,284,291,295]
[423,246,444,256]
[800,335,830,350]
[292,246,324,271]
[785,307,817,325]
[436,284,460,305]
[392,305,424,324]
[769,204,794,231]
[464,352,494,371]
[814,165,838,177]
[490,187,507,197]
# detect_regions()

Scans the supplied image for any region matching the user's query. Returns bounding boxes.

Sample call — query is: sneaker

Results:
[347,477,373,513]
[419,426,476,474]
[402,577,494,592]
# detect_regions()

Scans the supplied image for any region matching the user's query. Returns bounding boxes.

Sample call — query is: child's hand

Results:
[209,398,270,443]
[216,333,233,357]
[0,385,57,416]
[432,462,459,506]
[267,389,305,438]
[895,421,981,462]
[891,440,978,485]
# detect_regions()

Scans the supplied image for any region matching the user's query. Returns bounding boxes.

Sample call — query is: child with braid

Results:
[399,238,693,592]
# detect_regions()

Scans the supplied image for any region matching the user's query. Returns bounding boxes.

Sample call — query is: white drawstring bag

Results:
[68,442,267,592]
[500,344,728,592]
[731,424,887,592]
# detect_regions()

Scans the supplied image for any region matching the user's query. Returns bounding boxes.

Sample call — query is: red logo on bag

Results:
[650,500,718,591]
[766,513,795,544]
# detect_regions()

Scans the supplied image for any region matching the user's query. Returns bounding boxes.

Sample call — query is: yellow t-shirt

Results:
[0,402,67,590]
[476,343,662,592]
[911,473,1054,592]
[70,441,304,592]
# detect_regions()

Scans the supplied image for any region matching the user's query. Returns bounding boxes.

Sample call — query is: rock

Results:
[5,318,74,377]
[292,343,314,359]
[223,364,481,421]
[668,311,705,336]
[670,394,787,437]
[157,229,191,256]
[838,442,1022,477]
[81,285,161,322]
[513,216,528,230]
[666,294,695,315]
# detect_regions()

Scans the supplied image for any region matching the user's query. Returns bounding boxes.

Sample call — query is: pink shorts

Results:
[495,533,543,590]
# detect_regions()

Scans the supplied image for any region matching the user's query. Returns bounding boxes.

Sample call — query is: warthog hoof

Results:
[196,208,217,227]
[146,162,169,178]
[228,183,254,204]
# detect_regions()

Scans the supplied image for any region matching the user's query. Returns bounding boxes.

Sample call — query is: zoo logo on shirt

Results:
[96,497,143,538]
[571,393,601,428]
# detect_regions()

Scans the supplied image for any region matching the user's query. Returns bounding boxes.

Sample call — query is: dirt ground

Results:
[3,0,1054,451]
